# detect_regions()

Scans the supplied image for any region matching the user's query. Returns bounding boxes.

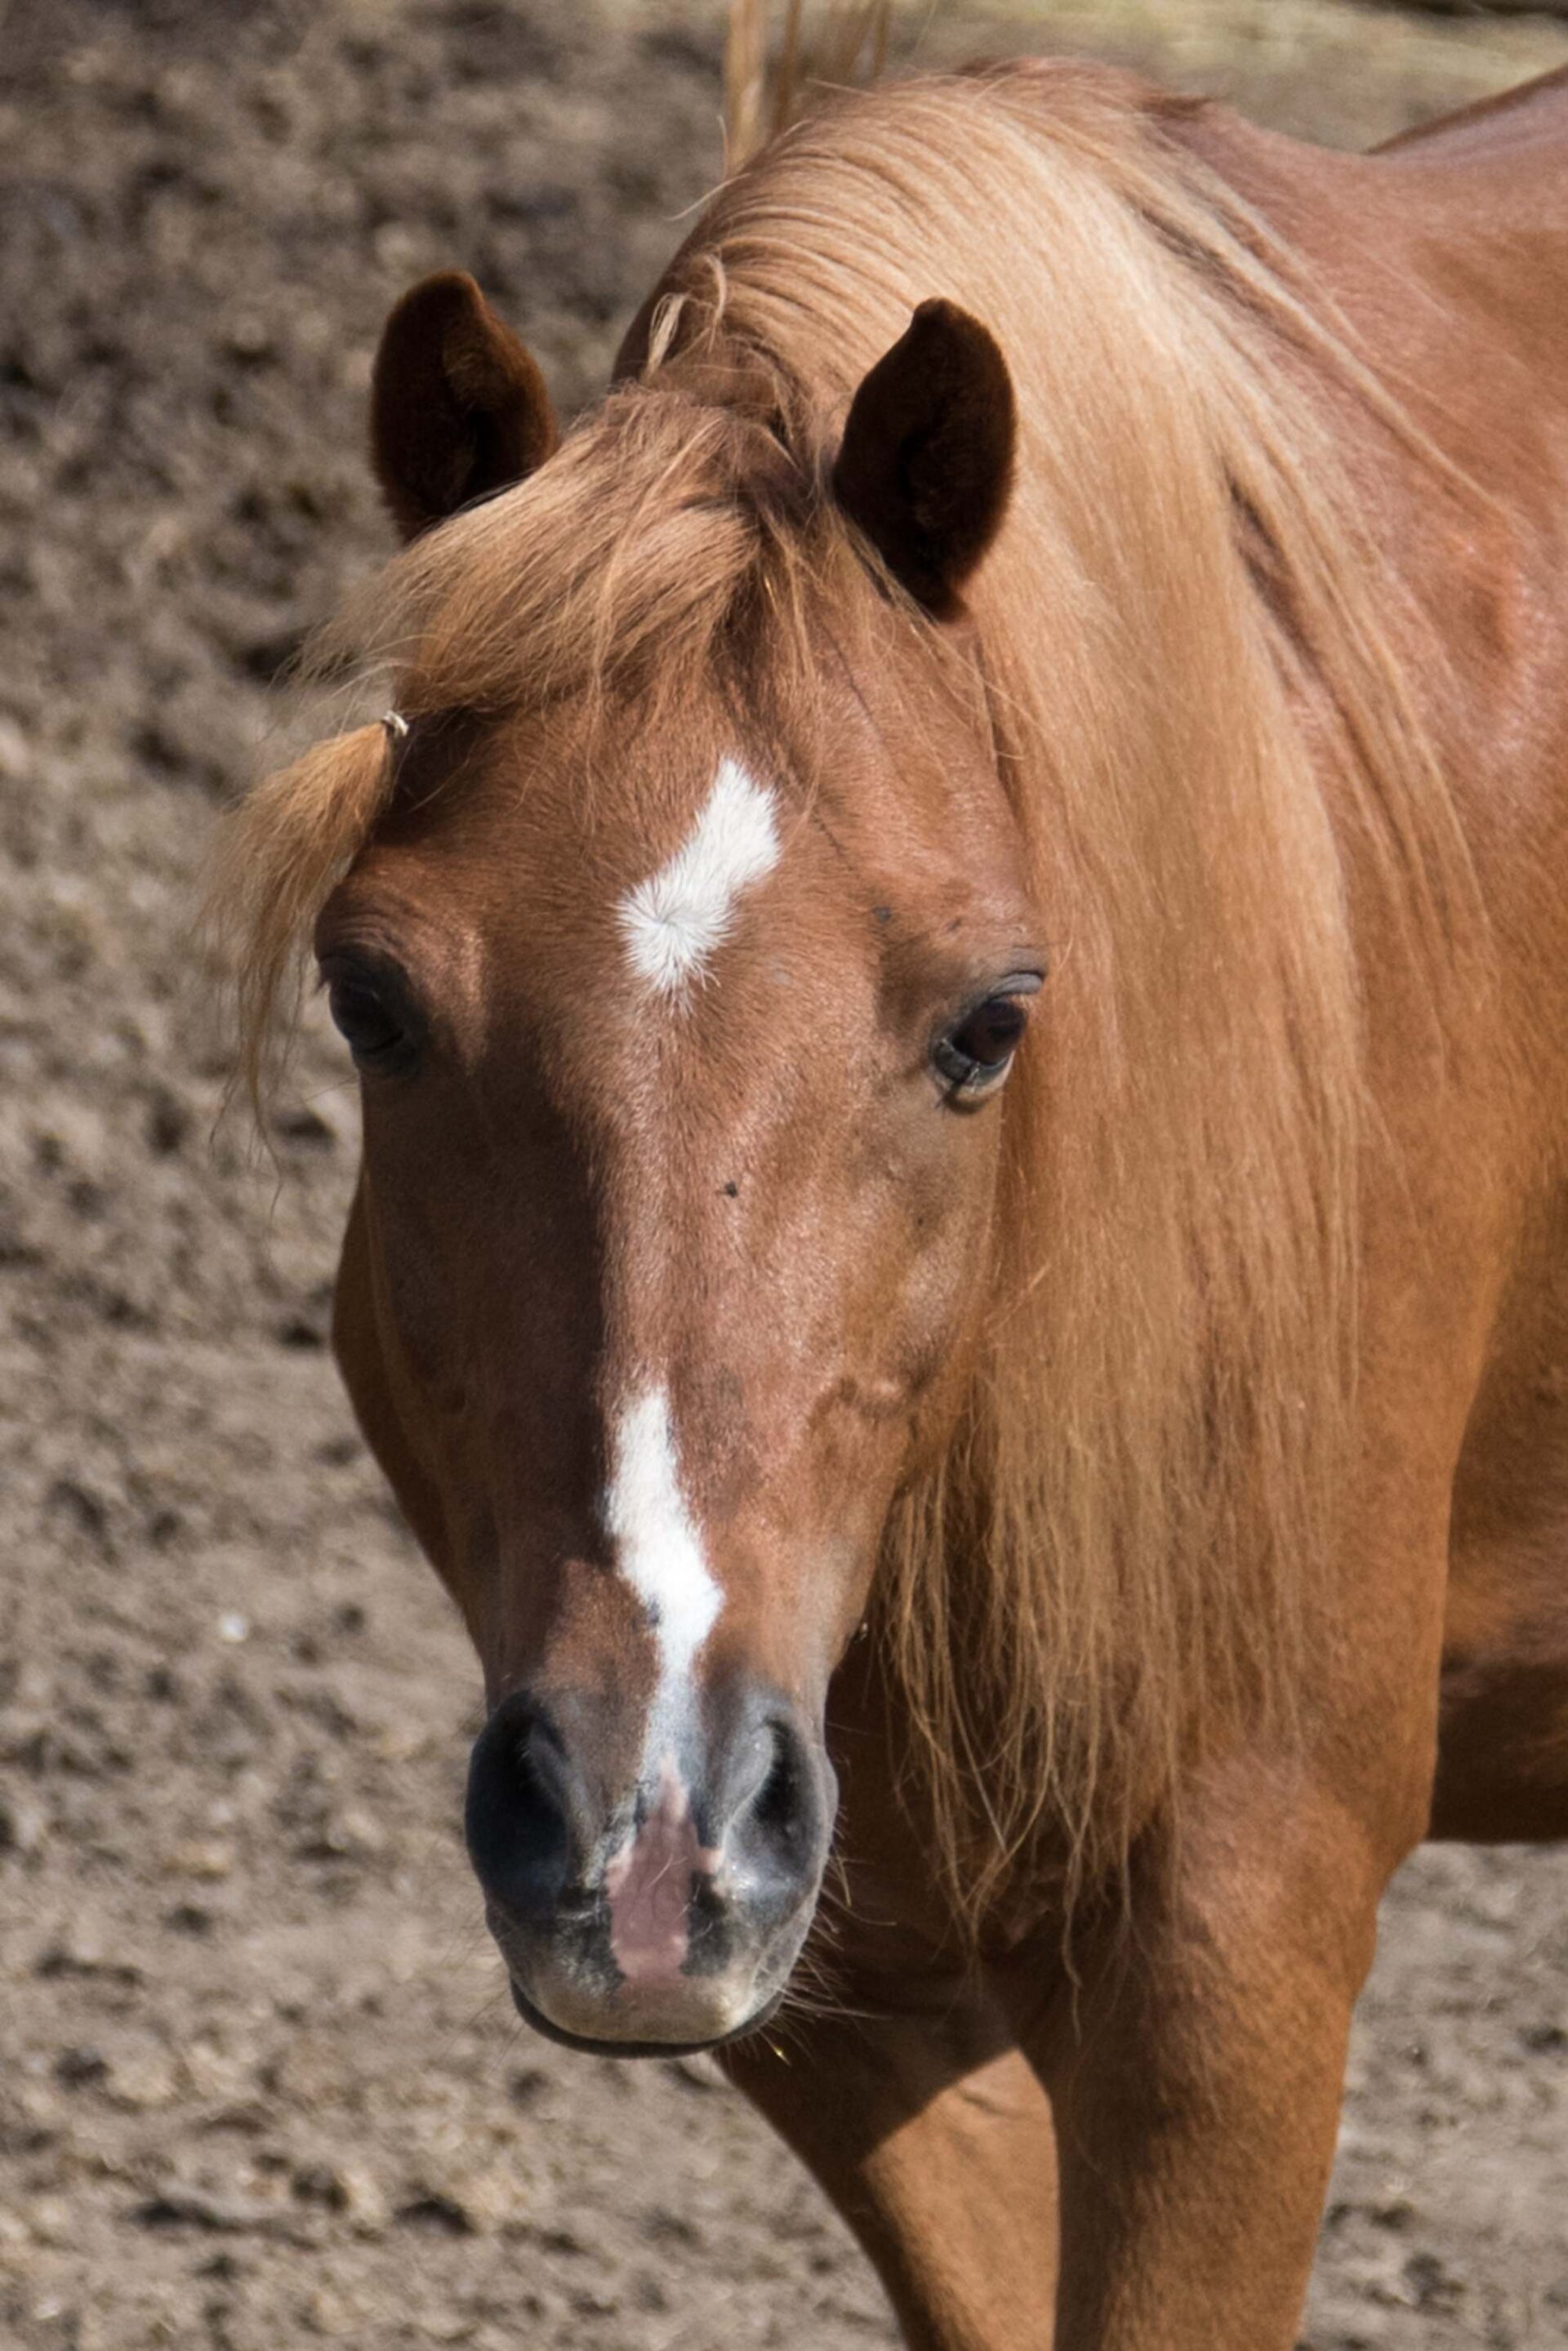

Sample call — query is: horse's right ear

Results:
[832,299,1015,619]
[370,271,559,542]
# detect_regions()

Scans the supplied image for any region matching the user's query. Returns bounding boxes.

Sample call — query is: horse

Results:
[210,48,1568,2351]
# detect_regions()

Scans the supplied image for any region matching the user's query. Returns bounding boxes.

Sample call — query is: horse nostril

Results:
[750,1725,803,1842]
[465,1695,573,1923]
[726,1710,828,1897]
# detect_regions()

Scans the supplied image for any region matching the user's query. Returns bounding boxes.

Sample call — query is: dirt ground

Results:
[2,3,1567,2346]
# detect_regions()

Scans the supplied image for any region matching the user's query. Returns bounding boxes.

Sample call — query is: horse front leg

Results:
[724,1965,1061,2351]
[1004,1761,1407,2350]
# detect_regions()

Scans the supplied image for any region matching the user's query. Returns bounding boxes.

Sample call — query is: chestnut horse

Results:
[213,56,1568,2351]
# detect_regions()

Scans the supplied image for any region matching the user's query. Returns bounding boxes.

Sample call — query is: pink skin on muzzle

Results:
[604,1760,722,1989]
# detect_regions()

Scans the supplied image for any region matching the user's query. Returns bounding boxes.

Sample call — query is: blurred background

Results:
[2,5,1566,2347]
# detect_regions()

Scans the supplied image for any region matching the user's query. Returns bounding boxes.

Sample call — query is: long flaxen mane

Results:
[212,62,1480,1911]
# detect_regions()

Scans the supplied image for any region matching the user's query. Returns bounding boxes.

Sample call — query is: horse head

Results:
[314,272,1035,2051]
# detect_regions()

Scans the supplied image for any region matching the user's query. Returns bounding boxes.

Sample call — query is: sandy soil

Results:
[2,5,1566,2346]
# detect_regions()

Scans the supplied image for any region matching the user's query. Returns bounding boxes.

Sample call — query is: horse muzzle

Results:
[464,1684,835,2052]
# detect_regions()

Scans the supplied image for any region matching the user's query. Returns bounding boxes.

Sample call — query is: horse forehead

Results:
[422,724,1013,1061]
[616,755,784,1000]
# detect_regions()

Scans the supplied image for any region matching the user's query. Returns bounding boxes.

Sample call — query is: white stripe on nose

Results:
[602,1387,724,1987]
[604,1384,722,1746]
[618,755,780,995]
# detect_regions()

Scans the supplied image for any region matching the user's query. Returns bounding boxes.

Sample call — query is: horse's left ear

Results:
[831,299,1015,618]
[370,270,559,542]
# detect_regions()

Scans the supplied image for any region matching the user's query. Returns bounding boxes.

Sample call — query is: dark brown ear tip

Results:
[911,299,1013,397]
[909,295,974,335]
[832,297,1017,616]
[373,272,510,402]
[370,271,558,541]
[906,295,1001,345]
[373,272,490,373]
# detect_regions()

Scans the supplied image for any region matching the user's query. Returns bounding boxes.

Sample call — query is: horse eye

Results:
[322,963,412,1070]
[933,978,1040,1102]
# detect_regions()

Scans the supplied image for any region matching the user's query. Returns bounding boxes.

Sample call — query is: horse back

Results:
[1260,73,1568,1829]
[1376,61,1568,171]
[1164,69,1568,820]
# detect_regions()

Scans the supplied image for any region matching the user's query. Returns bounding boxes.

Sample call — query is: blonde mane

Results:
[213,64,1480,1910]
